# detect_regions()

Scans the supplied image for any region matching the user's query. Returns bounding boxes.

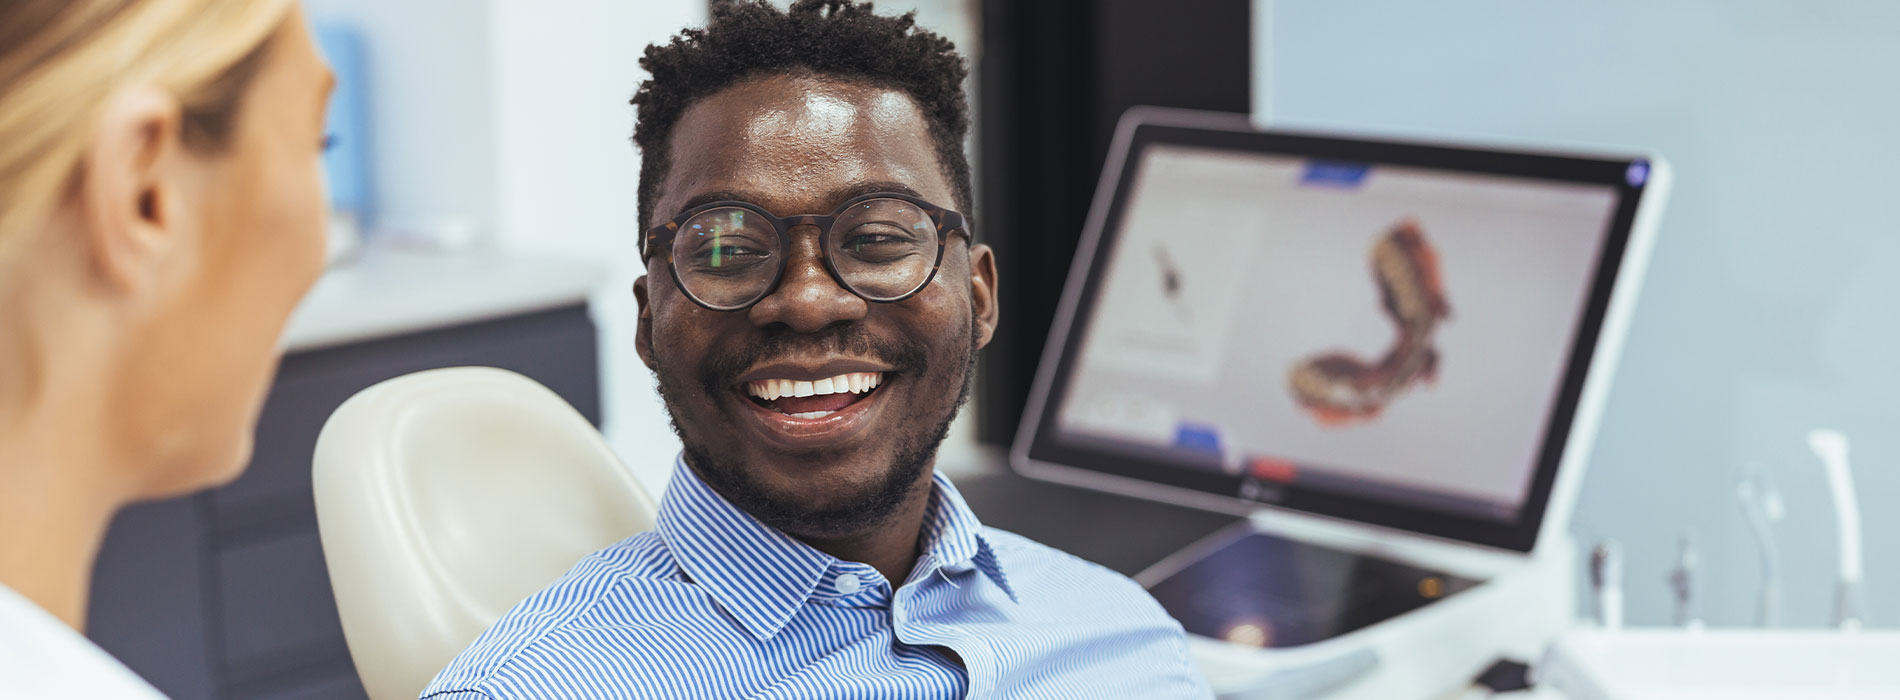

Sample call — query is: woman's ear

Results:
[77,85,185,295]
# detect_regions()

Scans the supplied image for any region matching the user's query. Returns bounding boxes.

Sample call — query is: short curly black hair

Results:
[631,0,972,232]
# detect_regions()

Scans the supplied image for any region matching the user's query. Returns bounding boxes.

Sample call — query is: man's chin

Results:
[659,320,977,538]
[684,443,930,538]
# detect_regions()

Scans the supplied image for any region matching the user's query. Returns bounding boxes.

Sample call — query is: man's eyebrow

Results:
[668,181,932,219]
[831,181,926,204]
[674,190,756,214]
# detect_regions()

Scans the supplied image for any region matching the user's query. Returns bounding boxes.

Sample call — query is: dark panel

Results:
[267,306,601,425]
[975,0,1251,447]
[216,531,351,686]
[976,0,1098,450]
[228,662,367,700]
[1092,1,1253,158]
[87,497,218,699]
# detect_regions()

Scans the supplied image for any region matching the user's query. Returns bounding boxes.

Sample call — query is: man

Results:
[423,2,1210,697]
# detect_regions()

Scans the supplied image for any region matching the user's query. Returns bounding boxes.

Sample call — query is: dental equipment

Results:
[1807,429,1864,631]
[1736,472,1782,627]
[1668,534,1701,629]
[1589,541,1623,630]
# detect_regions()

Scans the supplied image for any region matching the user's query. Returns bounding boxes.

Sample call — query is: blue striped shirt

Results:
[421,455,1211,699]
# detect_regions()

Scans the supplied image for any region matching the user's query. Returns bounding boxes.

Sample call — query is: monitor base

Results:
[1146,528,1574,699]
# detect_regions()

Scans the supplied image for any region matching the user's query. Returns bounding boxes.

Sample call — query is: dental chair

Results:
[313,367,657,700]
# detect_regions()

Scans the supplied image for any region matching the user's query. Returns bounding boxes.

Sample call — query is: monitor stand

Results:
[1144,525,1480,649]
[1140,522,1575,699]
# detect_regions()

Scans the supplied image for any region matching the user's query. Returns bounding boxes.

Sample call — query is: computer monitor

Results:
[1013,108,1670,553]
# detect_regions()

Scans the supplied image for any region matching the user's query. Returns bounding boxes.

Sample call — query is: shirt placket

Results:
[892,557,995,699]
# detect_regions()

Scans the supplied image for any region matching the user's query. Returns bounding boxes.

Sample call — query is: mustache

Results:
[698,325,931,391]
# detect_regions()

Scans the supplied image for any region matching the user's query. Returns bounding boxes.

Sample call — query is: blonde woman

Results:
[0,0,334,696]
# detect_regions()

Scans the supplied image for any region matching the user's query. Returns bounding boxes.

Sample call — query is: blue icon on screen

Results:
[1301,160,1372,189]
[1172,423,1223,454]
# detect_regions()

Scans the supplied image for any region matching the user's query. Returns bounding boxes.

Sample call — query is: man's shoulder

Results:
[973,527,1206,696]
[979,526,1133,581]
[421,531,685,697]
[519,529,680,610]
[977,526,1173,616]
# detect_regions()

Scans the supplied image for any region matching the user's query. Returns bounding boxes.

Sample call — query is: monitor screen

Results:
[1017,110,1667,551]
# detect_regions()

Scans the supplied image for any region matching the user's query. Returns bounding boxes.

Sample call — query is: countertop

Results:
[282,246,610,353]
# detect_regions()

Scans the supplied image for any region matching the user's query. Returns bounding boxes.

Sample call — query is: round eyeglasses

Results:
[642,192,971,312]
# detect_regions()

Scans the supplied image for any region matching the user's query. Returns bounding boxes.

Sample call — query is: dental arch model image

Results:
[1289,218,1451,426]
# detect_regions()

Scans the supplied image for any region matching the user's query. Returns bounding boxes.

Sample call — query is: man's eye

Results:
[842,225,922,254]
[693,245,769,268]
[844,234,900,252]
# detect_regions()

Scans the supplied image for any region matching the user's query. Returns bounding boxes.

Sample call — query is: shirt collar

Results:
[917,467,1018,603]
[656,454,1016,641]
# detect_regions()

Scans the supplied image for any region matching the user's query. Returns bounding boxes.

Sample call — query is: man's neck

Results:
[795,472,938,586]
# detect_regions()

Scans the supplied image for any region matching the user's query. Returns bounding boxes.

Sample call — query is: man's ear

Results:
[634,274,658,371]
[968,243,999,349]
[78,86,185,294]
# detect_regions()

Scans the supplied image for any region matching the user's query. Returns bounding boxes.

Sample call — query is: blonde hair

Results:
[0,0,296,262]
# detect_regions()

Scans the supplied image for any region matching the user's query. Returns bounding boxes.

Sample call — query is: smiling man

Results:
[421,2,1209,698]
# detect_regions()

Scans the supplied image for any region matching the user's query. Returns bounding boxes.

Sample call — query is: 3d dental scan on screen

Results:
[1013,108,1672,696]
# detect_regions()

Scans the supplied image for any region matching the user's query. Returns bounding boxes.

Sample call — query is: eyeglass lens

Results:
[669,198,941,308]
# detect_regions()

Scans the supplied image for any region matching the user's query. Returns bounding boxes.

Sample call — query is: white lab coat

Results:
[0,582,167,699]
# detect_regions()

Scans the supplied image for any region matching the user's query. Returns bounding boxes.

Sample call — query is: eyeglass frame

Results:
[642,191,972,312]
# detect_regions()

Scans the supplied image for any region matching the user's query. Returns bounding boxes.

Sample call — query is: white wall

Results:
[484,2,706,495]
[1260,0,1900,628]
[302,0,498,234]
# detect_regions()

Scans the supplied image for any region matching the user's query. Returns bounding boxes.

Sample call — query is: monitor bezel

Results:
[1011,108,1665,553]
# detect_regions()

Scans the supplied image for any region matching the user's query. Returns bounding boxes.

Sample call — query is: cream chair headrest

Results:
[313,366,656,700]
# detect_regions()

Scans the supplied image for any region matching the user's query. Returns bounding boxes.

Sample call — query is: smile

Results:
[744,372,882,418]
[731,366,892,448]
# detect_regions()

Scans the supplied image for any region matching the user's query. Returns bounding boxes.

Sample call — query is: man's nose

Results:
[746,225,868,333]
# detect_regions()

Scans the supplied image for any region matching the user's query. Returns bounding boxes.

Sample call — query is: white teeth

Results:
[788,410,833,419]
[746,372,885,401]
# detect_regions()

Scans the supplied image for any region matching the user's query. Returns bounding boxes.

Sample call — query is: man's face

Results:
[635,74,998,538]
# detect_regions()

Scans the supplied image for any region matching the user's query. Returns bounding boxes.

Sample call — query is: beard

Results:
[652,317,980,538]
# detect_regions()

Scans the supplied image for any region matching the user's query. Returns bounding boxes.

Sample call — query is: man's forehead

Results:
[656,74,954,218]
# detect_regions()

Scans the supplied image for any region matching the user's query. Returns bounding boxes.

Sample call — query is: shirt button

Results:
[835,573,862,594]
